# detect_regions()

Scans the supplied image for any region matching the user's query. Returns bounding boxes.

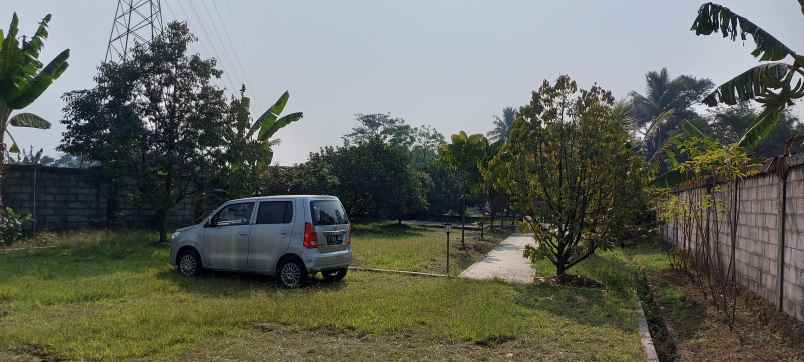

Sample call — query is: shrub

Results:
[0,207,32,245]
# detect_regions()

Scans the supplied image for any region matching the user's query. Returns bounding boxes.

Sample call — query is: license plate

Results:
[326,233,343,245]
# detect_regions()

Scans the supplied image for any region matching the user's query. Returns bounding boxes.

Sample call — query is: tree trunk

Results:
[555,258,568,283]
[157,209,168,244]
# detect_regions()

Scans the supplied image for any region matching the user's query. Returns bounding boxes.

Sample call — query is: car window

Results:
[211,202,254,226]
[310,200,348,225]
[256,201,293,224]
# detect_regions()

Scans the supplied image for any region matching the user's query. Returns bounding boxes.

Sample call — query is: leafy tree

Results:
[60,22,229,243]
[492,75,647,280]
[689,2,804,150]
[440,131,488,246]
[343,113,415,147]
[629,68,713,159]
[487,106,517,144]
[0,13,69,206]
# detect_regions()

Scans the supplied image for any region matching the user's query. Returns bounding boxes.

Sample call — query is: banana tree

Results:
[0,13,69,203]
[653,2,804,187]
[245,91,303,164]
[690,2,804,136]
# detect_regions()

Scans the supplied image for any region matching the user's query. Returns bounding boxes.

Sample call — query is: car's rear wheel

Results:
[177,249,201,277]
[277,259,307,288]
[322,268,348,282]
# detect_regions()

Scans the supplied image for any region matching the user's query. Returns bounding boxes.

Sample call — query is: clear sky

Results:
[6,1,804,165]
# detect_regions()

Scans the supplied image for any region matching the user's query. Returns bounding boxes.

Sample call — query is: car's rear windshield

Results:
[310,200,348,225]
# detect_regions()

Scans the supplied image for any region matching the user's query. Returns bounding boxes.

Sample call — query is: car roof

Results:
[227,195,338,203]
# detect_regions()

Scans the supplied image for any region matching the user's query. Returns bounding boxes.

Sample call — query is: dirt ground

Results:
[646,269,804,361]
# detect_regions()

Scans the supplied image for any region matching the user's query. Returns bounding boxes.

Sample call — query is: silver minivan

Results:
[170,195,352,288]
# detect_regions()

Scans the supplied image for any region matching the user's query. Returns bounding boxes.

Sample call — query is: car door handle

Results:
[238,232,249,236]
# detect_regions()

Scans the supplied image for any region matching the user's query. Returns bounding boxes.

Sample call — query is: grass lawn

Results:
[351,222,510,275]
[0,228,645,361]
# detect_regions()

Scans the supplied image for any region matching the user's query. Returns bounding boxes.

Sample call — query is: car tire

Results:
[177,249,201,277]
[322,268,348,282]
[277,259,307,289]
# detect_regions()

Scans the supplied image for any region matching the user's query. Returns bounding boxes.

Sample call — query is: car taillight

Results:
[303,223,320,248]
[346,224,352,245]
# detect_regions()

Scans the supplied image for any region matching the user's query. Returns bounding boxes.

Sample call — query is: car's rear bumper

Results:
[304,247,352,272]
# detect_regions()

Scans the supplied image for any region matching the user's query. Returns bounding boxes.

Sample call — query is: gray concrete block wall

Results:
[2,164,197,231]
[667,167,803,322]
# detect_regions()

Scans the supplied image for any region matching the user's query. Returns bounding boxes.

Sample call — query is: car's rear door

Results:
[203,202,255,270]
[248,200,294,272]
[309,198,350,253]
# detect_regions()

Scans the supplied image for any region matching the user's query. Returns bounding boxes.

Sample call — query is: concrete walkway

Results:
[459,234,537,283]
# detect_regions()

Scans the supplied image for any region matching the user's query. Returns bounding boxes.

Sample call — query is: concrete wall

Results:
[2,164,197,231]
[664,157,804,322]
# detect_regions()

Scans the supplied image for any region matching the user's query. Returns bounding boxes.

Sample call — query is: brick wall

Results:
[664,155,804,322]
[2,164,198,231]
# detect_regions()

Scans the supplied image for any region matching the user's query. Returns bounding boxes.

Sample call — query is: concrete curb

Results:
[637,300,660,362]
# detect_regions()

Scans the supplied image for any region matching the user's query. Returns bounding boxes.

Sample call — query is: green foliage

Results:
[0,207,31,244]
[251,91,303,153]
[8,112,49,128]
[0,13,70,111]
[439,131,488,196]
[493,75,649,278]
[270,114,439,222]
[59,22,228,242]
[690,2,804,141]
[709,104,803,159]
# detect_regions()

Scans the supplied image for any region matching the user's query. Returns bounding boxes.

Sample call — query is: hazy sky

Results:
[6,1,804,165]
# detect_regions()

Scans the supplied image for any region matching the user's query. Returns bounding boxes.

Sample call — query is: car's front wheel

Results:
[277,259,307,288]
[322,268,348,282]
[177,249,201,277]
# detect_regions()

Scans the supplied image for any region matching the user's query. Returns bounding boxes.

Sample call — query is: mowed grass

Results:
[0,229,644,361]
[351,222,509,275]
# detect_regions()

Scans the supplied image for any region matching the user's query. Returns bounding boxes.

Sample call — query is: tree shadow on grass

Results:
[351,222,425,238]
[517,250,657,333]
[512,282,640,333]
[0,239,166,283]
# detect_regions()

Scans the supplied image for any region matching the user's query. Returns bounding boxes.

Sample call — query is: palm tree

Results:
[0,13,70,207]
[629,68,713,159]
[487,107,517,144]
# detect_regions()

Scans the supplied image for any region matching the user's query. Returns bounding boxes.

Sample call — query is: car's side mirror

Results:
[204,220,216,228]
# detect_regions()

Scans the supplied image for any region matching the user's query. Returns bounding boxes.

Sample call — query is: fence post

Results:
[776,170,789,312]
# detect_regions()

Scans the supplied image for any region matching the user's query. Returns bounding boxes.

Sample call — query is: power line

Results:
[198,0,248,84]
[206,0,248,83]
[184,0,240,92]
[171,0,237,92]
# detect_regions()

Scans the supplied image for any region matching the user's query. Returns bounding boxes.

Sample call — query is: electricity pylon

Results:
[105,0,163,62]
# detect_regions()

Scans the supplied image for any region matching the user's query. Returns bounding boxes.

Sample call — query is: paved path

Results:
[459,234,537,283]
